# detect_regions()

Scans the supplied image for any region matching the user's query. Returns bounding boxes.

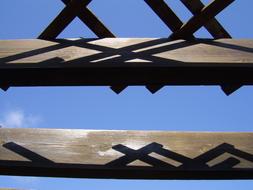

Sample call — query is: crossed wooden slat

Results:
[0,0,115,92]
[39,0,123,93]
[144,0,237,95]
[37,0,238,95]
[180,0,231,39]
[169,0,234,40]
[39,0,115,39]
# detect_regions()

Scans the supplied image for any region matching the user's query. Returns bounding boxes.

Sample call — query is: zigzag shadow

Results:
[2,141,253,169]
[0,38,252,94]
[1,141,253,179]
[1,38,252,68]
[0,38,187,67]
[106,142,253,170]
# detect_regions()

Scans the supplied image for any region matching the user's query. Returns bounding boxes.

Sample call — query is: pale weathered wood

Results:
[2,38,253,66]
[0,128,253,179]
[0,38,253,89]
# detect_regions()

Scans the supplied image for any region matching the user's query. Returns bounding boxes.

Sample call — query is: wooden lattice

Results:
[1,0,253,181]
[0,0,251,96]
[38,0,236,94]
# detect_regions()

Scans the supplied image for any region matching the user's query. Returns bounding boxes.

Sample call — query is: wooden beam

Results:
[0,128,253,179]
[0,38,253,89]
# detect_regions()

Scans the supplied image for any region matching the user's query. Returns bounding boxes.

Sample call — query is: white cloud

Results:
[0,109,41,128]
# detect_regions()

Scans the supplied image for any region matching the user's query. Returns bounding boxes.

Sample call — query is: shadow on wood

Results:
[0,38,253,95]
[1,141,253,179]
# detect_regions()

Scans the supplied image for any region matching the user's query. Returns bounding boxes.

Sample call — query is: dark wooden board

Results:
[0,38,253,88]
[1,128,253,179]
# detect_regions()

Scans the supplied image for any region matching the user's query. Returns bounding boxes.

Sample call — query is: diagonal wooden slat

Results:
[40,0,117,92]
[144,0,196,93]
[145,0,235,94]
[61,0,116,92]
[38,0,92,39]
[144,0,184,93]
[62,0,117,92]
[61,0,115,38]
[170,0,235,40]
[180,0,232,39]
[180,0,240,95]
[144,0,185,33]
[1,128,253,179]
[111,0,182,94]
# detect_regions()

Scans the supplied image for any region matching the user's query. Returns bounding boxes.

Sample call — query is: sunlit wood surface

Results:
[1,128,253,179]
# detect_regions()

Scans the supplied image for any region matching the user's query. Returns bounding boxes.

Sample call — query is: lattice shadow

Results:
[1,141,253,179]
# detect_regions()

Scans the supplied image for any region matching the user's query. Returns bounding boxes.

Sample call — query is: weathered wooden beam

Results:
[0,38,253,89]
[0,128,253,179]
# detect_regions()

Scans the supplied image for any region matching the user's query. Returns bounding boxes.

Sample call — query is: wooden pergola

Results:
[1,0,253,182]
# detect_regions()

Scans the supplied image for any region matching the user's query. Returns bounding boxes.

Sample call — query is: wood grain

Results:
[1,128,253,179]
[0,38,253,88]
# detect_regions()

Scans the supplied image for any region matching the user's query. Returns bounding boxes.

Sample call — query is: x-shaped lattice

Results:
[38,0,237,94]
[144,0,237,94]
[145,0,233,39]
[38,0,115,39]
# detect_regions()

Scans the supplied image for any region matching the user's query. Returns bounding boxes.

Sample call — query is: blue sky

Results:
[0,0,253,189]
